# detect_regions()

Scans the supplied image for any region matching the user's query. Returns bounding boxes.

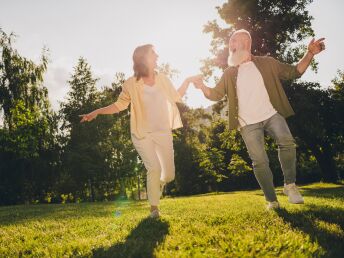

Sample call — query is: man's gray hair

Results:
[231,29,252,42]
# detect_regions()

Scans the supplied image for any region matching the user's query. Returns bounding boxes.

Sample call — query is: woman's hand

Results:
[186,74,203,85]
[177,75,204,98]
[79,112,97,123]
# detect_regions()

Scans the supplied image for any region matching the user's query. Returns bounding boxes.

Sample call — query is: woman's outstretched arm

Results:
[79,103,120,123]
[177,75,203,98]
[80,85,131,123]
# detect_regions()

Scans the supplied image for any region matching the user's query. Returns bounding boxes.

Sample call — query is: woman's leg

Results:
[151,131,175,184]
[131,134,162,210]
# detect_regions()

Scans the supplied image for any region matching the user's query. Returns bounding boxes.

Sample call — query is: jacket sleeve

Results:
[207,72,227,101]
[113,80,131,111]
[270,57,302,81]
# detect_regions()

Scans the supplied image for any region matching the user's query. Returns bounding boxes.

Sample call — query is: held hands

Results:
[186,74,203,83]
[308,38,325,55]
[79,112,97,123]
[186,74,204,89]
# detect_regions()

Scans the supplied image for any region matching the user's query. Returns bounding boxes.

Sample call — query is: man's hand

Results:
[297,37,325,75]
[186,74,204,89]
[308,38,325,55]
[188,75,211,97]
[186,74,203,85]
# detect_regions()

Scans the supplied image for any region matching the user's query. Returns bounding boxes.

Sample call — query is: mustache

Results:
[228,49,250,66]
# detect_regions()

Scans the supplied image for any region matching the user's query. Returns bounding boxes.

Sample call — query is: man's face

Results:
[229,34,246,54]
[227,33,251,66]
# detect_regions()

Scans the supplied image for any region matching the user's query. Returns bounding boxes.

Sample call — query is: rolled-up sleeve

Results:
[207,72,227,101]
[271,57,302,81]
[114,83,131,111]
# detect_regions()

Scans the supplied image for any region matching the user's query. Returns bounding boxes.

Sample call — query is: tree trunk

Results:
[309,142,338,182]
[88,179,95,202]
[137,174,141,200]
[119,178,127,199]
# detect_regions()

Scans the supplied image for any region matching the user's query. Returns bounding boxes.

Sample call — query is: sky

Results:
[1,0,343,110]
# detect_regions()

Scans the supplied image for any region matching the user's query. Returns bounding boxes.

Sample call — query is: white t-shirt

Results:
[142,84,170,132]
[237,61,277,127]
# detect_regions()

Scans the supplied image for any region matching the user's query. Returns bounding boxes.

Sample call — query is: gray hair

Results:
[231,29,252,49]
[232,29,251,41]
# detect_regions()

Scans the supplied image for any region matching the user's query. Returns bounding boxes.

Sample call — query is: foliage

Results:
[0,29,58,205]
[201,0,315,76]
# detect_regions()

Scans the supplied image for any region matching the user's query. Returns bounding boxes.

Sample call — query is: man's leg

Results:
[240,123,277,202]
[264,113,303,204]
[264,113,296,185]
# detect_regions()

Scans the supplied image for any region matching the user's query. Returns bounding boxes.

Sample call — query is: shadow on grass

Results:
[0,200,145,226]
[252,184,344,200]
[299,184,344,199]
[276,205,344,257]
[90,217,169,258]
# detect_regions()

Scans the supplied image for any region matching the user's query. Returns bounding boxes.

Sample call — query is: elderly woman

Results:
[80,44,200,218]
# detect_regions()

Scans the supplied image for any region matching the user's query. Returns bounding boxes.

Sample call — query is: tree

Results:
[0,29,49,130]
[97,73,139,200]
[171,104,205,195]
[0,29,58,205]
[59,57,103,201]
[202,0,315,76]
[285,81,343,182]
[330,71,344,179]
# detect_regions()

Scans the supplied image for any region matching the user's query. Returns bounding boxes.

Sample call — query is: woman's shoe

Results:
[150,209,160,219]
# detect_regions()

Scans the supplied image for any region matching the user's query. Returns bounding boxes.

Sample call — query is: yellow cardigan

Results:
[114,72,183,139]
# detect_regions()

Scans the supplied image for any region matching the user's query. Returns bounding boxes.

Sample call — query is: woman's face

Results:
[145,47,159,70]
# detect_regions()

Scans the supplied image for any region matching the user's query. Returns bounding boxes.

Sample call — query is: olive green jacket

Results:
[207,55,302,129]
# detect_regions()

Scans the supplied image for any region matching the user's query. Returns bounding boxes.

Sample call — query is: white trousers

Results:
[131,130,175,206]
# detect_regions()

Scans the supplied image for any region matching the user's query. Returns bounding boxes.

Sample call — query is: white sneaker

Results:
[267,201,280,210]
[283,183,304,204]
[150,209,160,219]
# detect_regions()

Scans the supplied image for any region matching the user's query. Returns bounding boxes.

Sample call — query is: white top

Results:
[236,61,277,127]
[142,84,170,132]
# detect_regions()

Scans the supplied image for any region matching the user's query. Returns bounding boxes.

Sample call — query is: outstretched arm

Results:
[177,75,204,98]
[80,85,131,123]
[193,74,226,101]
[193,78,212,98]
[79,103,120,123]
[297,37,325,74]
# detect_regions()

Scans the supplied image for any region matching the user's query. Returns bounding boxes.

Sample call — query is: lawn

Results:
[0,182,343,257]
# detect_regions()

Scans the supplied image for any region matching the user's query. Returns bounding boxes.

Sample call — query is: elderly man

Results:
[194,29,325,209]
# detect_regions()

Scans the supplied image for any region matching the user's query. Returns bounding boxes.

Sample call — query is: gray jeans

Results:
[240,113,296,202]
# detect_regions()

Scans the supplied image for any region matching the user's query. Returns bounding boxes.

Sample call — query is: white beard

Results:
[227,49,250,67]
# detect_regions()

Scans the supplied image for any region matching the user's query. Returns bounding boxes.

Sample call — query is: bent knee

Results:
[277,137,296,149]
[252,159,269,169]
[162,170,175,183]
[146,166,161,175]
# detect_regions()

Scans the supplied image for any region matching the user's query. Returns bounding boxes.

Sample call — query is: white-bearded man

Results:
[193,29,325,210]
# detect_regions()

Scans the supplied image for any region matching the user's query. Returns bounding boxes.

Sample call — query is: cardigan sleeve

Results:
[114,80,131,111]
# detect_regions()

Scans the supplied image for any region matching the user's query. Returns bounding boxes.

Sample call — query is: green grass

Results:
[1,183,343,257]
